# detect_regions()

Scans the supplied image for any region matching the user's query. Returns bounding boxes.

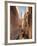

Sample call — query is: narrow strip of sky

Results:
[17,6,26,16]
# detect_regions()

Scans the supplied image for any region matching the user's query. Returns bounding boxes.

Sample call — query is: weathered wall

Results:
[23,7,32,39]
[10,6,19,39]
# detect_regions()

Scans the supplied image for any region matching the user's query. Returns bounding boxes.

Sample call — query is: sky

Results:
[17,6,26,16]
